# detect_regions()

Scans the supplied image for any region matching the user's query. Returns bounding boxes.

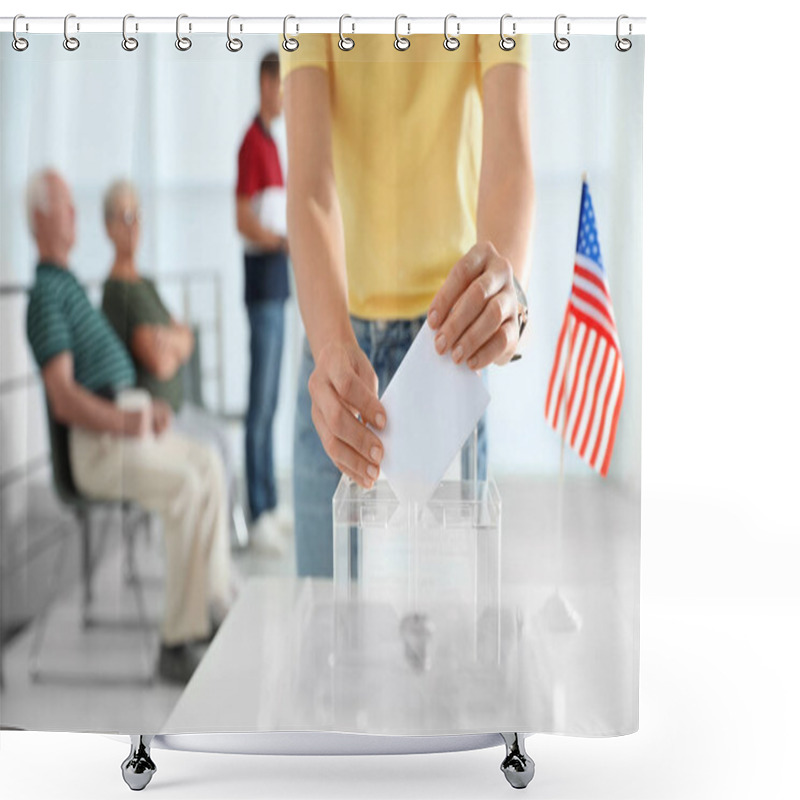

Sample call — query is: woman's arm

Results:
[428,63,535,369]
[284,66,385,488]
[284,67,353,357]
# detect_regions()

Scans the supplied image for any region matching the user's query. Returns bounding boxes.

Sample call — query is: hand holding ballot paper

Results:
[372,322,490,505]
[305,241,524,496]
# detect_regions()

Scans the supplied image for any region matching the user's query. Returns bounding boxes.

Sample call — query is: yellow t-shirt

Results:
[280,34,530,320]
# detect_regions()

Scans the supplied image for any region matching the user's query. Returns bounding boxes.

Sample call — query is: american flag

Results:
[545,180,625,477]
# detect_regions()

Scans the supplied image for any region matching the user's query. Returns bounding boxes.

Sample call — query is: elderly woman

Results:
[100,180,277,554]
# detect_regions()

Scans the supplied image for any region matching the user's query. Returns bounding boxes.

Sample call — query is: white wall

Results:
[0,33,642,491]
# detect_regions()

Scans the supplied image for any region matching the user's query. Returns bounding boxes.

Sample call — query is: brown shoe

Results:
[157,642,202,684]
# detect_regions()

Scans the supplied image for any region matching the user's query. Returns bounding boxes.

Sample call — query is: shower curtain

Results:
[0,27,644,741]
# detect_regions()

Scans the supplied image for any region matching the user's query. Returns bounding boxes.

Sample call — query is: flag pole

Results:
[542,175,586,634]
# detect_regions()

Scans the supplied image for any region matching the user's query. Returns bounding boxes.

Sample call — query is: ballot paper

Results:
[374,321,490,505]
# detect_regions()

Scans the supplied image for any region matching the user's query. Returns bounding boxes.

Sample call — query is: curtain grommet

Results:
[12,14,29,51]
[443,14,460,51]
[282,15,299,52]
[226,15,243,52]
[63,14,80,52]
[175,14,192,51]
[122,14,139,51]
[499,14,516,51]
[553,14,570,52]
[339,14,355,51]
[394,14,410,51]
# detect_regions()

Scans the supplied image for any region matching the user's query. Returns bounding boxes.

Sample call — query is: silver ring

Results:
[122,14,138,51]
[63,13,80,51]
[499,14,516,51]
[226,15,243,52]
[282,15,299,52]
[175,14,192,51]
[615,15,632,52]
[443,14,460,51]
[12,15,29,52]
[338,14,354,51]
[394,14,410,51]
[553,14,570,52]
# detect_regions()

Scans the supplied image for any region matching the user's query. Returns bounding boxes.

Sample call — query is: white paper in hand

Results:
[374,321,490,505]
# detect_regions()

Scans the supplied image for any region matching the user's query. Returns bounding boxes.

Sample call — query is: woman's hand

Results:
[308,341,386,489]
[427,241,520,370]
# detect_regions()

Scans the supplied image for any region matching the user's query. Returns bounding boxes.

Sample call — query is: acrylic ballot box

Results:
[320,477,515,732]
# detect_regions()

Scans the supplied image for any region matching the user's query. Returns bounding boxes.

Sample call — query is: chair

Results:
[27,404,158,685]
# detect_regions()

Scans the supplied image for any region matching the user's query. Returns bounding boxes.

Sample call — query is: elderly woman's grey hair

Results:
[103,178,139,224]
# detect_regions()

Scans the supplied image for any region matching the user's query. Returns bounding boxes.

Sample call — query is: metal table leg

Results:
[121,735,156,791]
[500,732,535,789]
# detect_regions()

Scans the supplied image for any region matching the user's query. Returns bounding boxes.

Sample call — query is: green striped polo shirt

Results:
[27,262,135,393]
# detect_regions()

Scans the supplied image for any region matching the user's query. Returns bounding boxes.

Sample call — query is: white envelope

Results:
[373,321,490,505]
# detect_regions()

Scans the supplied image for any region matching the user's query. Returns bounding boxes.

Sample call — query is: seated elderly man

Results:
[25,169,235,684]
[99,180,266,554]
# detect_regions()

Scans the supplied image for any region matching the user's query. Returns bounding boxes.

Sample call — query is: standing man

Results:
[236,52,289,553]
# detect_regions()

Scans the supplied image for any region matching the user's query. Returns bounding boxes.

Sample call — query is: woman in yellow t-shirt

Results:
[281,34,534,577]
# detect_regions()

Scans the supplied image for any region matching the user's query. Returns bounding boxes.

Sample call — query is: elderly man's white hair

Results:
[103,178,139,224]
[26,169,58,234]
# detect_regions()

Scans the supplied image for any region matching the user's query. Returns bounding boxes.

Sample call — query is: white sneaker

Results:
[275,505,294,535]
[250,512,285,556]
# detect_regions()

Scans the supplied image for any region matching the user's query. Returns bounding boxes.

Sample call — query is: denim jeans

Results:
[293,314,487,578]
[246,300,285,519]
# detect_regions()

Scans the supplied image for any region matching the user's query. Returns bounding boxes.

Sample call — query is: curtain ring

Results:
[553,14,570,52]
[282,15,299,52]
[339,14,355,51]
[12,15,29,52]
[175,14,192,51]
[615,15,632,52]
[122,14,139,51]
[63,13,80,51]
[226,15,243,52]
[443,14,460,51]
[499,14,516,51]
[394,14,410,51]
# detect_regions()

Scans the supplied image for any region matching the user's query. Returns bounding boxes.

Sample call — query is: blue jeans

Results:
[246,300,285,519]
[293,315,487,578]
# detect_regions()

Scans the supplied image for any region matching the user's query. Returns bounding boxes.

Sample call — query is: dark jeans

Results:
[293,315,487,578]
[246,300,285,520]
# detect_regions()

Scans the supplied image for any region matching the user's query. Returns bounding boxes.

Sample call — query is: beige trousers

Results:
[69,423,232,646]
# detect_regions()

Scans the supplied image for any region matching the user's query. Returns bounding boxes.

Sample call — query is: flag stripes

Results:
[544,181,625,477]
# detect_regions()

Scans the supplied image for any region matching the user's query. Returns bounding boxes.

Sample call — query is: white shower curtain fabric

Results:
[0,31,644,737]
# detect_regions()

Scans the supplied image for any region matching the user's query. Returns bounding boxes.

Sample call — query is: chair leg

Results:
[28,517,74,682]
[121,735,156,791]
[30,507,157,686]
[80,508,93,625]
[500,733,535,789]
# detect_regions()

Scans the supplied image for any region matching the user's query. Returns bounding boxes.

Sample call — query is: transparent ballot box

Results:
[295,477,517,732]
[333,477,501,635]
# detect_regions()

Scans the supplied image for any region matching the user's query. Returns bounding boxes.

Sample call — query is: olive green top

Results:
[102,276,184,412]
